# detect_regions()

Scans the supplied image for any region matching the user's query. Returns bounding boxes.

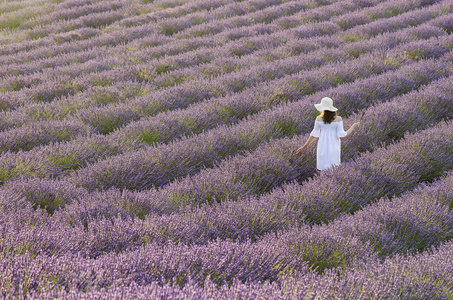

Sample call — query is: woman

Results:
[296,97,360,171]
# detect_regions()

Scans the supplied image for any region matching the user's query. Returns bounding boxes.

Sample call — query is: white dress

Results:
[310,120,347,170]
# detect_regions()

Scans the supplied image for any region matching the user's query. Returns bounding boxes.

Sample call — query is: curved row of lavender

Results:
[1,120,453,297]
[1,34,451,184]
[3,80,453,256]
[1,0,453,298]
[1,0,449,120]
[2,0,448,135]
[22,172,453,299]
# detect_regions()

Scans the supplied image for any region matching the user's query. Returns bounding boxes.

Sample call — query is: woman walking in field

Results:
[296,97,360,171]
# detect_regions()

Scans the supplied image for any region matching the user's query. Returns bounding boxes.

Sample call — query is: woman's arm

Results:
[296,135,317,155]
[340,122,360,140]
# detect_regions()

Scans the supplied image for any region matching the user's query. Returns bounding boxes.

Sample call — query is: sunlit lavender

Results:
[1,0,453,298]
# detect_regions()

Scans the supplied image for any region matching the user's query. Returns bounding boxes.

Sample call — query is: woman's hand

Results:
[296,147,305,155]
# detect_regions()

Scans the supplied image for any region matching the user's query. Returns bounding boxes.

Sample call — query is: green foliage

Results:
[90,76,114,87]
[91,116,123,134]
[272,121,296,137]
[290,240,350,273]
[0,160,45,183]
[403,48,427,61]
[342,34,365,43]
[155,64,172,75]
[47,152,84,171]
[137,130,160,145]
[91,90,121,106]
[28,191,67,215]
[162,24,178,36]
[0,14,26,30]
[156,2,180,9]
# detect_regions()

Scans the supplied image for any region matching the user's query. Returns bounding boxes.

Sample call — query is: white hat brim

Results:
[314,103,338,112]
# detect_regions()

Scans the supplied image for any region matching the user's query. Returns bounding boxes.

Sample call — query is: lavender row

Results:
[4,119,453,260]
[120,73,453,216]
[4,7,130,44]
[172,0,344,39]
[1,65,452,260]
[1,5,448,164]
[0,56,446,185]
[1,0,443,112]
[0,21,161,67]
[117,0,232,27]
[2,29,450,167]
[0,4,348,110]
[0,0,419,71]
[0,23,327,112]
[15,0,208,42]
[3,18,444,140]
[0,27,363,146]
[81,45,392,135]
[0,2,452,299]
[69,58,453,192]
[312,238,453,299]
[63,4,453,133]
[0,51,123,93]
[339,0,453,41]
[0,27,292,110]
[0,0,310,64]
[330,0,442,30]
[175,0,429,39]
[16,0,292,45]
[0,44,113,78]
[241,167,453,276]
[102,30,453,144]
[238,169,453,275]
[0,20,334,106]
[21,277,322,300]
[0,21,431,153]
[0,236,312,297]
[0,26,347,117]
[0,0,444,75]
[0,0,50,33]
[202,170,453,299]
[8,239,453,299]
[1,1,122,33]
[0,59,134,111]
[267,0,422,33]
[0,30,173,77]
[12,74,449,256]
[313,171,453,262]
[163,0,311,37]
[24,0,125,27]
[2,127,453,292]
[95,0,450,71]
[0,0,348,95]
[0,16,447,157]
[0,79,144,132]
[0,0,289,68]
[115,0,391,62]
[0,120,95,153]
[77,22,453,136]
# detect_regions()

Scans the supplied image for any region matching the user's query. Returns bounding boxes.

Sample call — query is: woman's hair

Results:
[321,110,337,124]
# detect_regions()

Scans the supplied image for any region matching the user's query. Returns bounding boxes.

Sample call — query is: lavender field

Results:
[1,0,453,298]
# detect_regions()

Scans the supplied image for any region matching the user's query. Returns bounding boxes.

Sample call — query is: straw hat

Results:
[314,97,338,112]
